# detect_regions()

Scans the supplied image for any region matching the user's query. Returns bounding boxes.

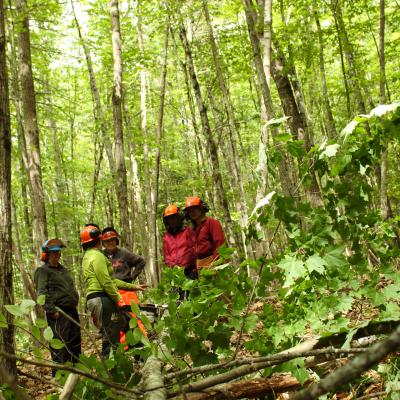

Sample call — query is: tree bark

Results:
[314,12,337,139]
[292,324,400,400]
[137,3,159,286]
[242,0,295,198]
[331,0,366,115]
[179,24,236,245]
[142,356,167,400]
[109,0,131,249]
[15,0,47,258]
[151,23,169,285]
[0,0,16,375]
[202,0,250,252]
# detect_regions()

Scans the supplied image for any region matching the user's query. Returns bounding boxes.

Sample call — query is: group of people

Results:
[33,196,226,373]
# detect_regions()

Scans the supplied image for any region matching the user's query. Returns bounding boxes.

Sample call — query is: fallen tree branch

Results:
[0,351,141,397]
[166,320,398,382]
[142,356,167,400]
[59,373,79,400]
[167,348,364,396]
[170,374,311,400]
[291,324,400,400]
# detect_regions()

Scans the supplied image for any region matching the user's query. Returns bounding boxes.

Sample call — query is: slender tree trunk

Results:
[379,0,389,220]
[242,0,295,198]
[0,0,16,374]
[202,0,250,250]
[181,60,215,210]
[15,0,47,260]
[331,0,366,115]
[151,24,169,284]
[109,0,131,249]
[315,11,337,139]
[255,0,271,204]
[137,6,158,285]
[71,0,115,173]
[179,25,236,246]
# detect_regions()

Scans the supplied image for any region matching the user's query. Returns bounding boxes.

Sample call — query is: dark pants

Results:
[46,308,81,374]
[87,296,128,357]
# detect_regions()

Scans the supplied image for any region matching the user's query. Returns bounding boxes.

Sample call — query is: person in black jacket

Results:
[34,239,81,373]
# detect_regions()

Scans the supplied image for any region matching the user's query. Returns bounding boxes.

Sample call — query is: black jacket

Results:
[34,263,79,313]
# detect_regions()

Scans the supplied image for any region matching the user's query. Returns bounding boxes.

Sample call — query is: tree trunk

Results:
[179,25,236,246]
[15,0,47,258]
[379,0,389,220]
[242,0,295,198]
[137,4,159,286]
[314,11,337,139]
[109,0,131,249]
[181,60,215,210]
[0,0,16,374]
[71,0,116,176]
[331,0,366,115]
[202,0,250,253]
[151,23,169,284]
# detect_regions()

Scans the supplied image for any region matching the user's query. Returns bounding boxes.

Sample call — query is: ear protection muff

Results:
[89,228,101,239]
[40,252,48,262]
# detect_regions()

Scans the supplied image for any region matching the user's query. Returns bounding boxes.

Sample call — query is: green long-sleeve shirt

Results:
[82,248,137,303]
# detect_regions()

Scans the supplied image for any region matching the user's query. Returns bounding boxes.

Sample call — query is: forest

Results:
[0,0,400,398]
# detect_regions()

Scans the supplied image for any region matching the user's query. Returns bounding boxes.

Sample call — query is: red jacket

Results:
[192,217,225,260]
[162,227,195,268]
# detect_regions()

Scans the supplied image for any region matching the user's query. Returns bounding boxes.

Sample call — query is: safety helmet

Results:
[80,225,101,244]
[163,204,180,218]
[184,196,209,212]
[101,227,119,242]
[41,238,66,252]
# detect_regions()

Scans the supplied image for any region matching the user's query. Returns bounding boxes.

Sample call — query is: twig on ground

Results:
[290,324,400,400]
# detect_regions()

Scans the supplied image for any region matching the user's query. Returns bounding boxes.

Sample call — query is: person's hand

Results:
[133,284,148,292]
[50,311,60,319]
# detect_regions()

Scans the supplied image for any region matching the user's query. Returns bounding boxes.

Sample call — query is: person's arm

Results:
[92,254,122,303]
[34,268,56,314]
[210,219,225,258]
[113,278,147,291]
[127,251,146,280]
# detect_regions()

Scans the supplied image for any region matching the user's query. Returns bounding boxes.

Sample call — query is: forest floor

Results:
[15,298,394,400]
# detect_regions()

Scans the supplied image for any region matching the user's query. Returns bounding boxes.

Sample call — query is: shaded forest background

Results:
[1,0,400,398]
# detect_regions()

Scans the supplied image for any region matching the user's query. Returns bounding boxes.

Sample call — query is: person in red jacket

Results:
[162,204,197,279]
[184,196,225,270]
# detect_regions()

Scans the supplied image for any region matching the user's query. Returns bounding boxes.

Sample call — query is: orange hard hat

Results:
[184,196,202,209]
[80,225,101,244]
[101,230,118,241]
[163,204,180,218]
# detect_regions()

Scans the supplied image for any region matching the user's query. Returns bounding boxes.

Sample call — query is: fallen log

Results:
[171,374,311,400]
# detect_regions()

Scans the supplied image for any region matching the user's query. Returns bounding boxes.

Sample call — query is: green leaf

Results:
[217,245,235,259]
[277,256,306,287]
[382,284,399,300]
[20,299,36,313]
[130,302,140,315]
[264,116,290,127]
[36,295,46,306]
[305,255,327,275]
[129,317,138,329]
[32,325,41,341]
[274,133,292,142]
[43,326,54,341]
[0,313,7,328]
[35,318,48,329]
[287,140,306,158]
[4,304,24,317]
[319,144,340,159]
[324,246,347,268]
[50,339,65,350]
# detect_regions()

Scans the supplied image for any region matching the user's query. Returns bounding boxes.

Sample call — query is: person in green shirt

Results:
[80,224,145,357]
[34,238,81,375]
